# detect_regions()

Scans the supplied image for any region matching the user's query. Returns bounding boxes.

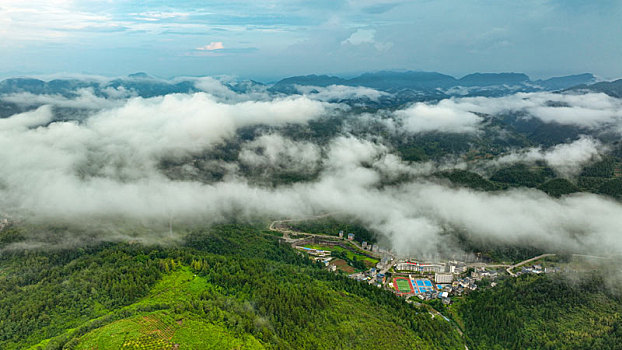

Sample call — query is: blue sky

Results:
[1,0,621,81]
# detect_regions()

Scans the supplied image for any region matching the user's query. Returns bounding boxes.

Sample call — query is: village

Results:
[281,225,566,305]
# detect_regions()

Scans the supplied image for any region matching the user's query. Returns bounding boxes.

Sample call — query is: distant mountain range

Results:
[269,71,599,97]
[1,71,620,107]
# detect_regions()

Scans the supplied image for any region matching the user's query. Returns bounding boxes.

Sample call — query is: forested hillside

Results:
[454,274,622,350]
[0,225,463,350]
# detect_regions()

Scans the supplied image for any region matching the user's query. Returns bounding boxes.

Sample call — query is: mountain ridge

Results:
[0,71,610,101]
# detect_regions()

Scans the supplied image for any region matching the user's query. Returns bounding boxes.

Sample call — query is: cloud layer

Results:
[394,100,484,134]
[1,87,622,259]
[492,136,605,177]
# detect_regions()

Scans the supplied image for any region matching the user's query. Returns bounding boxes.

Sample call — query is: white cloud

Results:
[394,99,484,134]
[196,42,225,51]
[294,84,388,102]
[453,92,622,129]
[1,88,127,109]
[2,90,622,261]
[0,105,54,131]
[191,76,270,102]
[239,134,321,173]
[0,1,120,43]
[133,11,191,21]
[342,29,376,45]
[493,136,605,177]
[0,92,334,200]
[341,28,393,52]
[385,92,622,135]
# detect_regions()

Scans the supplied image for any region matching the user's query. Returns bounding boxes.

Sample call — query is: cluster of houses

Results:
[415,287,452,304]
[350,267,387,285]
[515,264,561,276]
[361,241,380,253]
[471,267,499,280]
[387,261,494,303]
[293,230,565,306]
[295,236,568,311]
[295,235,568,309]
[408,271,483,304]
[337,231,381,253]
[295,246,337,271]
[394,260,469,275]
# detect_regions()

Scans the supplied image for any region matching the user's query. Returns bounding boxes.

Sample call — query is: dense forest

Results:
[0,224,463,349]
[454,274,622,349]
[4,223,620,349]
[436,156,622,201]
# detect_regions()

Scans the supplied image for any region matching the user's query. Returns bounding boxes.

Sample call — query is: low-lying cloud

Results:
[293,84,389,102]
[445,92,622,130]
[239,133,322,174]
[394,99,484,134]
[492,136,605,177]
[1,86,622,260]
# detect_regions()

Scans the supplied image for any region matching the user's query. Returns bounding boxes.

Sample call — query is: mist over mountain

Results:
[536,73,598,90]
[2,72,622,259]
[269,70,598,98]
[568,78,622,98]
[0,71,604,119]
[3,0,622,348]
[1,71,622,350]
[457,73,530,87]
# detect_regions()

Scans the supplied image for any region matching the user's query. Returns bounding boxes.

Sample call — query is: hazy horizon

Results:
[2,0,622,81]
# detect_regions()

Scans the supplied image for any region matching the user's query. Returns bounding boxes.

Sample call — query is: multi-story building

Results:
[395,261,419,271]
[435,273,453,284]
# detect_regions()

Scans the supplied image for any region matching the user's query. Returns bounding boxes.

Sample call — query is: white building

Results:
[419,263,445,273]
[396,262,419,271]
[435,273,453,284]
